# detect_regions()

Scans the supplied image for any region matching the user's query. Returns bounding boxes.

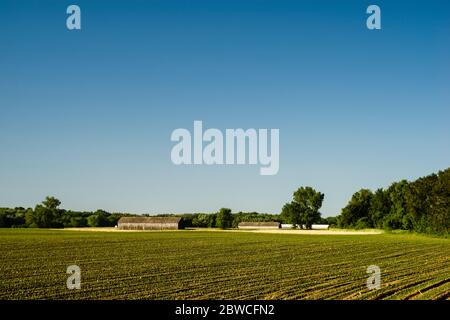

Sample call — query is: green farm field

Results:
[0,229,449,300]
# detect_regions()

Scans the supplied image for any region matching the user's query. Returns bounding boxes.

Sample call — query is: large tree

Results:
[26,196,63,228]
[281,187,324,229]
[216,208,233,229]
[339,189,373,228]
[368,188,391,229]
[42,196,61,210]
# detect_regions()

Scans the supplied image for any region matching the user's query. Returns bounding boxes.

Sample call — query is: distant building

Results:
[238,222,280,229]
[117,217,184,230]
[281,224,330,230]
[311,224,329,230]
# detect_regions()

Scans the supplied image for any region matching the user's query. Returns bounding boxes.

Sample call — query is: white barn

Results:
[311,224,330,230]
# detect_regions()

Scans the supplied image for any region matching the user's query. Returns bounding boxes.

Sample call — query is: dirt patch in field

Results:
[61,227,127,232]
[241,229,383,235]
[61,227,192,232]
[60,227,383,235]
[189,228,383,235]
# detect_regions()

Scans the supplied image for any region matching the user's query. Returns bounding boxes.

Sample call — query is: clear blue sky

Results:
[1,0,449,216]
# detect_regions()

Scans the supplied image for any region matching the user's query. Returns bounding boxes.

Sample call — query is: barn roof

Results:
[238,221,280,226]
[118,216,182,224]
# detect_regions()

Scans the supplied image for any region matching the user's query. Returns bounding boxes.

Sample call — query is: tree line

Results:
[147,209,283,229]
[1,167,447,235]
[0,196,326,229]
[0,199,285,229]
[0,197,126,228]
[337,167,449,235]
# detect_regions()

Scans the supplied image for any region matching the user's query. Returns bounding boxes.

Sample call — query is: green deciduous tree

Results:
[26,196,63,228]
[281,187,324,229]
[369,188,391,229]
[192,213,217,228]
[216,208,233,229]
[42,196,61,210]
[339,189,373,228]
[87,210,110,227]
